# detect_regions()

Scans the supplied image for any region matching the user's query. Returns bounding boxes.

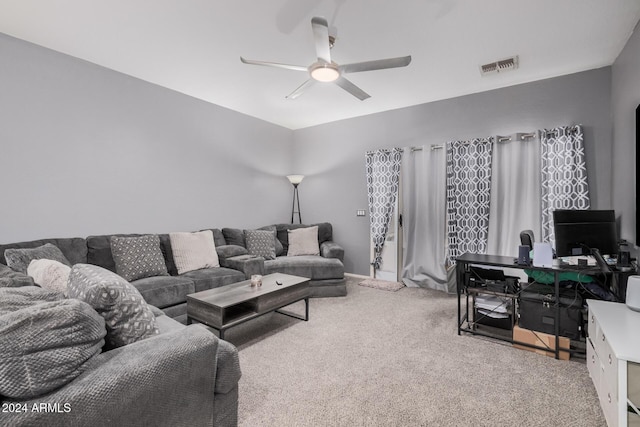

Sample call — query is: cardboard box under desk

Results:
[512,325,570,360]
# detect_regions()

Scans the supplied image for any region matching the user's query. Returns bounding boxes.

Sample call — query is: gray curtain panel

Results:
[540,125,590,247]
[446,138,494,263]
[487,134,542,259]
[401,146,452,292]
[365,147,403,270]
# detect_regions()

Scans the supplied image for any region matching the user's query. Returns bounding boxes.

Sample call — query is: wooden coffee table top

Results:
[186,273,311,335]
[187,272,309,308]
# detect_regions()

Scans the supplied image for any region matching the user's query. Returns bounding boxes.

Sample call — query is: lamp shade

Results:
[287,175,305,185]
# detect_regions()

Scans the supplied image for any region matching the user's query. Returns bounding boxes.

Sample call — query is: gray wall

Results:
[0,30,622,276]
[612,21,640,246]
[0,33,294,243]
[293,68,613,275]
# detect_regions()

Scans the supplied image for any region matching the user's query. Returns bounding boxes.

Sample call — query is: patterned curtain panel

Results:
[540,125,590,246]
[446,138,494,263]
[365,148,403,270]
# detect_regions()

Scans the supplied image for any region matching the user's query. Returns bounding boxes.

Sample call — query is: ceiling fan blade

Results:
[286,79,315,100]
[334,77,370,101]
[311,17,332,64]
[240,57,307,72]
[340,56,412,74]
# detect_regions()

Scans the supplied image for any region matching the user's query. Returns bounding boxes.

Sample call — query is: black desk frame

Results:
[456,253,621,359]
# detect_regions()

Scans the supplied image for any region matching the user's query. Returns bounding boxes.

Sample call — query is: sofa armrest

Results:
[215,339,242,394]
[321,241,344,262]
[0,263,35,288]
[4,326,219,427]
[223,254,264,279]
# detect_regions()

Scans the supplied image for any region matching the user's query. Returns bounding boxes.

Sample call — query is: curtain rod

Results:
[497,132,537,142]
[544,126,579,136]
[409,145,443,152]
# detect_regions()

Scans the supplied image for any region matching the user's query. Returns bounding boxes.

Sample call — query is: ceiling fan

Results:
[240,17,411,100]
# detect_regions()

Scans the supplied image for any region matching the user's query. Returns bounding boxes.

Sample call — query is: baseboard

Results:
[345,272,370,280]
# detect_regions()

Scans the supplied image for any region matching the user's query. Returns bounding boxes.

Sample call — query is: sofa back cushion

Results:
[222,228,245,247]
[201,228,226,248]
[273,223,333,254]
[0,237,87,266]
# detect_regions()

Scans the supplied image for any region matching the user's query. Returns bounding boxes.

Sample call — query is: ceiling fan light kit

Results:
[309,63,340,82]
[241,16,411,100]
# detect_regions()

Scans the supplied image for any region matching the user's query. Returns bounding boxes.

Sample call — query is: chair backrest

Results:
[520,230,534,248]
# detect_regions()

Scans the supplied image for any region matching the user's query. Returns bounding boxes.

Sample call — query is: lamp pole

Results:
[287,175,304,224]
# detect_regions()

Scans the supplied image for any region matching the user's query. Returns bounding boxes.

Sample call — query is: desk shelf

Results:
[456,253,591,360]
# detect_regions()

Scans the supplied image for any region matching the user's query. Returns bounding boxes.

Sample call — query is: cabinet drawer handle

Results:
[602,334,606,342]
[591,315,594,323]
[608,392,611,403]
[608,354,612,365]
[592,355,595,364]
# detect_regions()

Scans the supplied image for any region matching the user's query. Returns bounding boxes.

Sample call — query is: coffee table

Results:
[186,273,310,339]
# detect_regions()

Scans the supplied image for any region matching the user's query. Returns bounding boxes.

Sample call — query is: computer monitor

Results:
[553,209,618,257]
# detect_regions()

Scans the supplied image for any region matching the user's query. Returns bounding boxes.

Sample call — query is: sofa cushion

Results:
[287,226,320,256]
[0,263,35,288]
[0,286,64,316]
[0,237,87,266]
[244,229,276,260]
[200,228,226,248]
[222,228,245,248]
[4,243,71,274]
[0,297,106,399]
[216,245,249,259]
[27,259,71,296]
[111,235,169,282]
[67,264,158,348]
[264,256,344,280]
[180,267,245,292]
[131,275,195,309]
[170,230,220,274]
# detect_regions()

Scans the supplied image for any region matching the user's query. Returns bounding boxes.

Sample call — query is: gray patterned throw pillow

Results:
[244,229,277,260]
[4,243,71,274]
[67,264,158,348]
[110,235,169,282]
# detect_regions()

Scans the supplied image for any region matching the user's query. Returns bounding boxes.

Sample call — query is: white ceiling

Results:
[1,0,639,130]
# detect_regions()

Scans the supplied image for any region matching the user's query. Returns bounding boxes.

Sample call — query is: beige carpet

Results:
[223,276,604,427]
[358,277,405,292]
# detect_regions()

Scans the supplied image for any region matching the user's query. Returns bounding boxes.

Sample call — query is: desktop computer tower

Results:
[518,283,583,340]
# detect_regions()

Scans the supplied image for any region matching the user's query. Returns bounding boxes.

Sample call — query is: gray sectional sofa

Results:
[0,222,346,324]
[0,287,241,426]
[0,222,345,426]
[222,223,347,298]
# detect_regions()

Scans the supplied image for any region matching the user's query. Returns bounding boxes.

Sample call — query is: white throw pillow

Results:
[27,259,72,296]
[169,230,220,274]
[287,226,320,256]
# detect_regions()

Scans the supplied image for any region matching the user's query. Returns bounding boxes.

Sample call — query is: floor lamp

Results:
[287,175,304,224]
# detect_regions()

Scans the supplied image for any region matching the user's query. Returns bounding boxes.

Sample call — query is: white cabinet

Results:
[588,300,640,427]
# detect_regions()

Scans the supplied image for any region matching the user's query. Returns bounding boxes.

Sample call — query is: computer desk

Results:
[455,252,636,359]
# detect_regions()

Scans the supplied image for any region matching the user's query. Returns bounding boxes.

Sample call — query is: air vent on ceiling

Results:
[480,56,519,76]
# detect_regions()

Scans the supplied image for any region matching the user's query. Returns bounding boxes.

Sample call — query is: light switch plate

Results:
[356,210,366,217]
